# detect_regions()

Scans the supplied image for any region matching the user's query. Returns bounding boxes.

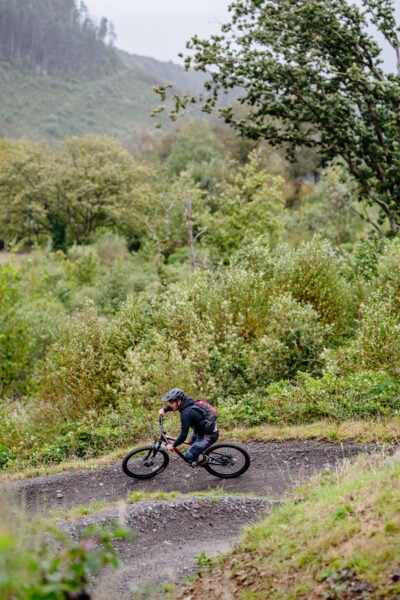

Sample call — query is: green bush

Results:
[218,371,400,427]
[0,264,64,397]
[31,294,164,425]
[255,292,329,378]
[330,293,400,378]
[93,230,129,265]
[118,330,217,408]
[232,236,358,341]
[271,237,357,339]
[0,444,16,469]
[267,371,400,423]
[375,238,400,301]
[230,235,276,277]
[283,164,371,249]
[209,293,329,397]
[39,425,121,463]
[68,245,100,286]
[34,259,335,422]
[24,244,160,315]
[33,302,120,420]
[93,256,158,315]
[0,518,130,599]
[0,399,149,471]
[218,393,280,427]
[115,269,331,406]
[352,236,385,282]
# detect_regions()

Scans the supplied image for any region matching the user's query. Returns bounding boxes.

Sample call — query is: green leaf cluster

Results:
[0,518,130,599]
[164,0,400,231]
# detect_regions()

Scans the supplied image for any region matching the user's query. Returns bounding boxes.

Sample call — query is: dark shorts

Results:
[184,430,219,462]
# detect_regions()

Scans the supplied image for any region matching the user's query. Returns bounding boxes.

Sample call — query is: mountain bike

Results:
[122,416,250,480]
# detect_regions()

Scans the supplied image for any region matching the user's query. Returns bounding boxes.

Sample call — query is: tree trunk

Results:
[186,195,196,273]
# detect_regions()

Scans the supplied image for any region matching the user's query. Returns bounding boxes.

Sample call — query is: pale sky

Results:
[84,0,398,71]
[83,0,231,64]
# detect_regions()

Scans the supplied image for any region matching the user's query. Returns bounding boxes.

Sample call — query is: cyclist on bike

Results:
[158,388,219,466]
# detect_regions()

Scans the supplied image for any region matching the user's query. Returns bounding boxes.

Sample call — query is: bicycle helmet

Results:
[161,388,186,402]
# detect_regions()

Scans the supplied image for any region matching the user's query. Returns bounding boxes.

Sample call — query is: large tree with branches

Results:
[157,0,400,232]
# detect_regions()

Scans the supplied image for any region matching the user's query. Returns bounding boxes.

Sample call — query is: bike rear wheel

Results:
[204,443,250,478]
[122,445,169,479]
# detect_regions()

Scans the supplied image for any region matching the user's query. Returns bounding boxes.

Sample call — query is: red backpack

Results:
[182,399,218,431]
[195,399,218,419]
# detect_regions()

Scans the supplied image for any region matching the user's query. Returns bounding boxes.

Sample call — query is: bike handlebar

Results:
[158,415,166,434]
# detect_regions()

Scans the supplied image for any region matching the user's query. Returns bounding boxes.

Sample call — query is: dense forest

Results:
[0,0,118,78]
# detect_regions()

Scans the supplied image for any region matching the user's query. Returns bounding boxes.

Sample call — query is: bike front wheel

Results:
[204,443,250,478]
[122,445,169,479]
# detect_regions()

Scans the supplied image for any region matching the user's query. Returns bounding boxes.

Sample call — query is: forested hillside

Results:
[0,0,117,78]
[0,1,205,143]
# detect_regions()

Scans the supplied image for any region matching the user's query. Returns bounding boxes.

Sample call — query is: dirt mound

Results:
[60,495,275,599]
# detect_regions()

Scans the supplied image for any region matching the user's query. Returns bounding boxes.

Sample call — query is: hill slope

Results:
[0,51,206,144]
[0,0,208,144]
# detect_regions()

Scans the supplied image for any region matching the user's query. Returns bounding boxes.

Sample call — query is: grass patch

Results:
[127,489,253,504]
[0,448,128,482]
[51,499,110,520]
[127,490,182,503]
[180,453,400,599]
[47,490,257,523]
[224,416,400,445]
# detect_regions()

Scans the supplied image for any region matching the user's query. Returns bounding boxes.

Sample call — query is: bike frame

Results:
[154,416,193,464]
[122,417,250,479]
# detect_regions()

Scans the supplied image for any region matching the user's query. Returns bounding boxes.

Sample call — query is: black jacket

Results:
[165,395,213,447]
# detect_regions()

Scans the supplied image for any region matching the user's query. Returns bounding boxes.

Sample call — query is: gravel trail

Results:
[1,438,386,598]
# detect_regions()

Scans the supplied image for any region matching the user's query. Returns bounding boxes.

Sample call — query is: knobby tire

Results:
[204,443,250,478]
[122,445,169,479]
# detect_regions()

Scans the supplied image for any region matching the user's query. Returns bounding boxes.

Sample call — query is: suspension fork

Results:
[151,436,164,453]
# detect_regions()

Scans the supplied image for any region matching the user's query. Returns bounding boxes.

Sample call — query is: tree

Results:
[163,120,226,189]
[0,140,52,247]
[0,137,152,249]
[124,169,206,273]
[158,0,400,232]
[50,136,143,245]
[0,0,119,79]
[204,150,285,261]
